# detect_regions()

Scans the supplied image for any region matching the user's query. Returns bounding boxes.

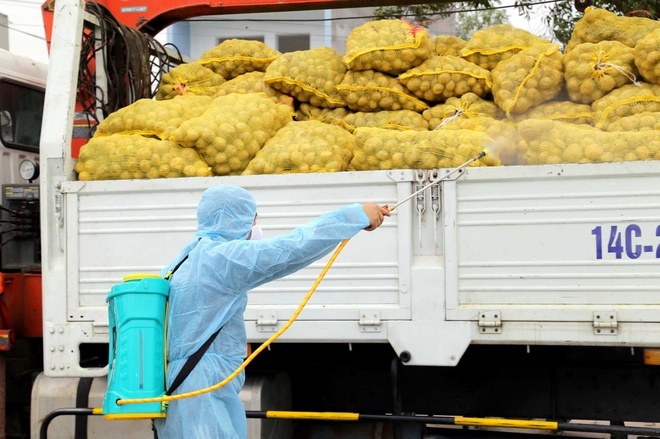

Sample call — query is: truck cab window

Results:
[0,80,45,152]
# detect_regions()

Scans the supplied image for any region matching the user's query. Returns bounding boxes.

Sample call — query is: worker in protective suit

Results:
[154,184,390,439]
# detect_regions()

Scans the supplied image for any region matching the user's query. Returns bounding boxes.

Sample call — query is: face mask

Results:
[249,224,264,240]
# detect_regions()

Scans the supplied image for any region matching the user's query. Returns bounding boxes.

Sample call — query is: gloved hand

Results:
[361,203,391,231]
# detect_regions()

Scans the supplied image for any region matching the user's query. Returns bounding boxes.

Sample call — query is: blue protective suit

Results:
[154,185,369,438]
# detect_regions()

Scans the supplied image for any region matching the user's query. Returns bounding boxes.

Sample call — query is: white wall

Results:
[184,9,338,60]
[163,7,456,61]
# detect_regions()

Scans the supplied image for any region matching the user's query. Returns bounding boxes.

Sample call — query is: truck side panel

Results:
[45,171,417,377]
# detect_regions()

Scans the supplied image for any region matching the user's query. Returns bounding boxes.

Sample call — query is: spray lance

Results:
[384,149,488,212]
[100,150,489,420]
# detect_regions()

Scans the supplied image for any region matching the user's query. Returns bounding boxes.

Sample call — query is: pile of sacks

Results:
[76,9,660,180]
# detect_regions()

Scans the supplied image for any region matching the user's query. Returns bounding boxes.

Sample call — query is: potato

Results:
[76,134,211,180]
[344,19,431,75]
[564,41,638,104]
[336,70,427,112]
[460,24,550,70]
[156,63,226,101]
[264,47,346,108]
[170,93,294,175]
[399,55,492,102]
[197,39,281,79]
[243,120,354,174]
[351,127,501,171]
[94,95,213,139]
[491,43,564,116]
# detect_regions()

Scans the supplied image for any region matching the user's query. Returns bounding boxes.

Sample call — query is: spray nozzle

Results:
[477,149,488,159]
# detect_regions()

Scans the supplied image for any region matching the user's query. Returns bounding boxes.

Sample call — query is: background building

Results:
[163,7,456,58]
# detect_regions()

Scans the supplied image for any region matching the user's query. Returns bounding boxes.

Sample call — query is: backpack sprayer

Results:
[100,150,488,421]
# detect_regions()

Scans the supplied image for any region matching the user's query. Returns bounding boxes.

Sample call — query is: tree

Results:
[374,2,493,25]
[544,0,659,46]
[456,8,509,40]
[374,1,660,46]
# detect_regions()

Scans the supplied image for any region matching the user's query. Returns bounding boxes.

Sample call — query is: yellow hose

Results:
[116,151,486,408]
[117,238,351,406]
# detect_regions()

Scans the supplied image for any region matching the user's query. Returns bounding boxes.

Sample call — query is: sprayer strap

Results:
[166,326,223,396]
[164,255,188,281]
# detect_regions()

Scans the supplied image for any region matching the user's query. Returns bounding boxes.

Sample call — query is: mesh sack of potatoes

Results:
[350,127,501,171]
[518,119,660,164]
[294,103,352,126]
[94,95,213,140]
[491,43,564,116]
[213,71,292,105]
[430,35,467,57]
[243,120,354,175]
[634,29,660,85]
[339,110,429,133]
[197,39,281,80]
[75,133,211,181]
[605,111,660,132]
[155,63,226,100]
[435,116,527,166]
[563,41,638,104]
[423,93,504,129]
[460,24,550,71]
[336,70,427,112]
[344,19,431,75]
[509,100,594,125]
[564,8,660,54]
[170,93,293,175]
[591,83,660,129]
[398,55,492,103]
[264,46,346,108]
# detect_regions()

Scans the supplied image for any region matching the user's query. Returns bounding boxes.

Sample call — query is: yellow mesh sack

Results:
[155,63,226,100]
[213,71,292,105]
[591,83,660,129]
[75,134,211,180]
[605,111,660,131]
[344,19,431,75]
[398,55,492,103]
[169,93,293,175]
[336,70,427,112]
[197,39,281,80]
[350,127,501,171]
[94,95,213,139]
[423,93,504,129]
[565,8,660,53]
[339,110,429,133]
[518,119,660,164]
[294,104,352,125]
[563,41,638,104]
[509,100,594,124]
[491,43,564,116]
[435,116,527,166]
[633,29,660,85]
[430,35,467,56]
[264,46,346,108]
[460,24,550,70]
[243,120,354,175]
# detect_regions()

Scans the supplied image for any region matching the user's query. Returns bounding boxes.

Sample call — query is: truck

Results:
[25,0,660,438]
[0,48,47,439]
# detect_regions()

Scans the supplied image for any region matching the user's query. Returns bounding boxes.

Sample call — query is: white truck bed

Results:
[40,160,660,377]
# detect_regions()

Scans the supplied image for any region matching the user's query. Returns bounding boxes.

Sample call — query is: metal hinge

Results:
[478,311,502,334]
[256,311,278,332]
[359,311,382,333]
[593,311,618,335]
